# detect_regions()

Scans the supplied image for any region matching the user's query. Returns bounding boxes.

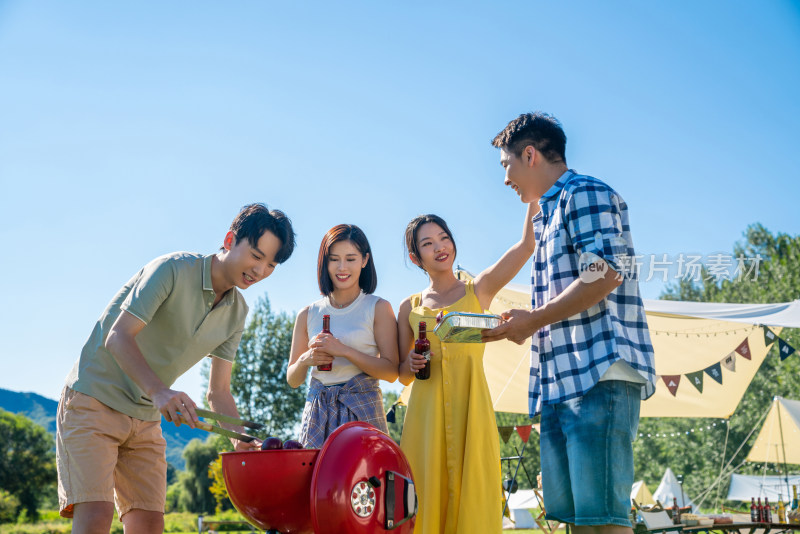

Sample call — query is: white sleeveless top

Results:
[307,292,381,385]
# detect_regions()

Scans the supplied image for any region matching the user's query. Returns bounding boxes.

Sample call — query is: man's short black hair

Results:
[230,203,296,264]
[491,112,567,164]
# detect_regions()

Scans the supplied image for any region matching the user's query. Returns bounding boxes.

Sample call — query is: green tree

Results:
[0,410,56,522]
[204,295,305,440]
[178,438,219,514]
[207,434,234,514]
[637,224,800,509]
[383,390,406,444]
[0,489,20,524]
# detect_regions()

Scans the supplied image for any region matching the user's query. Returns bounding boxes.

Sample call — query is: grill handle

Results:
[384,470,417,530]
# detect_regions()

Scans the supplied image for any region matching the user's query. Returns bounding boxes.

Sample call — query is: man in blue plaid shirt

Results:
[484,113,656,534]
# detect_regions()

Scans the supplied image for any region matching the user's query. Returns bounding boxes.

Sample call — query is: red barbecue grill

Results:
[222,422,417,534]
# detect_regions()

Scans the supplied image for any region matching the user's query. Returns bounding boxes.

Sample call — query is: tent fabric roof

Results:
[420,270,800,417]
[727,473,800,501]
[506,489,538,509]
[746,397,800,464]
[653,467,695,510]
[632,480,655,506]
[644,299,800,328]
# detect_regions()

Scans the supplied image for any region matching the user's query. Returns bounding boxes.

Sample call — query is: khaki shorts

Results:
[56,387,167,519]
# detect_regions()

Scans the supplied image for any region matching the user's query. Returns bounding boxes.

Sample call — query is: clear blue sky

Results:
[1,1,798,403]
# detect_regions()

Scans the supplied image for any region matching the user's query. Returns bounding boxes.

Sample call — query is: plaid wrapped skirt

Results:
[299,373,389,449]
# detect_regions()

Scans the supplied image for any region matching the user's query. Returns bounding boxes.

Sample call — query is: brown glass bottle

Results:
[317,314,332,371]
[414,321,431,380]
[672,497,681,524]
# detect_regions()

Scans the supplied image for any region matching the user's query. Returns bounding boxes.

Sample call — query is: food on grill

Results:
[261,437,283,450]
[282,440,304,449]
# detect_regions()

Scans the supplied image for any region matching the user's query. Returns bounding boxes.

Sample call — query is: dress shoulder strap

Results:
[464,279,476,297]
[410,293,423,308]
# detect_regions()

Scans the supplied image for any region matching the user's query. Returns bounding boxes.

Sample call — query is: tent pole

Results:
[776,398,791,501]
[714,418,731,513]
[503,439,528,518]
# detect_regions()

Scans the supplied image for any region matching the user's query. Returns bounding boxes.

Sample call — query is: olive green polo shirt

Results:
[66,252,249,421]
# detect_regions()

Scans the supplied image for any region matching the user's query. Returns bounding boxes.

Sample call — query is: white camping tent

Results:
[746,397,800,466]
[400,270,800,417]
[504,490,537,529]
[727,473,800,501]
[653,467,695,510]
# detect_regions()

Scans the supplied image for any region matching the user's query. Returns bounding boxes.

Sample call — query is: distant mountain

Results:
[0,388,208,470]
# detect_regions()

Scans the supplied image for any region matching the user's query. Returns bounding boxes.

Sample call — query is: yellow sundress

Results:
[400,280,502,534]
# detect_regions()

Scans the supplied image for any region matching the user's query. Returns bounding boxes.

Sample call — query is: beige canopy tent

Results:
[746,397,800,465]
[631,480,656,506]
[401,270,800,418]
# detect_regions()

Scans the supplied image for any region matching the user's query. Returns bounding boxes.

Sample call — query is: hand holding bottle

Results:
[406,348,431,373]
[316,314,333,371]
[414,321,431,380]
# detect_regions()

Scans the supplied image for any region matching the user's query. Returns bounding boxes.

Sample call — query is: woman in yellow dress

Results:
[397,204,536,534]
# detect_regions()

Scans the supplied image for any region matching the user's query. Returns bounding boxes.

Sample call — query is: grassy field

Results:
[0,509,562,533]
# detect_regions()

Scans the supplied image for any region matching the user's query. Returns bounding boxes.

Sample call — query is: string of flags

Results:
[498,424,535,444]
[660,326,796,397]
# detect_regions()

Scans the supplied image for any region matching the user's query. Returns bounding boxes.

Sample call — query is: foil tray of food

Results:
[433,312,502,343]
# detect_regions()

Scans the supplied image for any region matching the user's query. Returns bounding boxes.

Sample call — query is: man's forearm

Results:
[105,332,169,399]
[484,262,622,344]
[206,389,251,448]
[529,265,622,331]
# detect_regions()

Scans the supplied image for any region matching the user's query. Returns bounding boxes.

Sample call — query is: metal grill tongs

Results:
[178,408,263,443]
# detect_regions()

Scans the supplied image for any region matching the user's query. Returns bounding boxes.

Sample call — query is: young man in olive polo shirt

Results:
[57,203,295,534]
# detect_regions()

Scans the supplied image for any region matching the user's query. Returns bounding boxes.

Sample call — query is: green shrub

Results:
[0,488,21,524]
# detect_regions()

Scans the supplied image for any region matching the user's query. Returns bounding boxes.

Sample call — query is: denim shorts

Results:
[540,380,641,527]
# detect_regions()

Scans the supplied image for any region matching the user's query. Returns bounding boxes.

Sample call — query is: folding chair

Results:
[633,499,684,534]
[532,487,565,534]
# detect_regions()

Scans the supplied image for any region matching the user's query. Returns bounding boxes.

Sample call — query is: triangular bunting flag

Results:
[722,352,736,372]
[516,425,533,443]
[779,338,796,361]
[686,371,704,393]
[764,326,778,346]
[705,362,723,384]
[735,338,751,360]
[498,426,514,443]
[662,375,681,396]
[386,405,396,423]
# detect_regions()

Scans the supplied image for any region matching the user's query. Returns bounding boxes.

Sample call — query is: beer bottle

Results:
[758,498,764,522]
[317,315,332,371]
[792,485,798,512]
[414,321,431,380]
[751,498,758,522]
[765,498,773,523]
[778,497,786,523]
[672,497,681,524]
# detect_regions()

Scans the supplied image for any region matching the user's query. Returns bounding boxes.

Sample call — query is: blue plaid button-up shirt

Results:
[528,170,656,417]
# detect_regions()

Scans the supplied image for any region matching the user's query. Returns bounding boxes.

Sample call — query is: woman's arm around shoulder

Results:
[474,202,539,310]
